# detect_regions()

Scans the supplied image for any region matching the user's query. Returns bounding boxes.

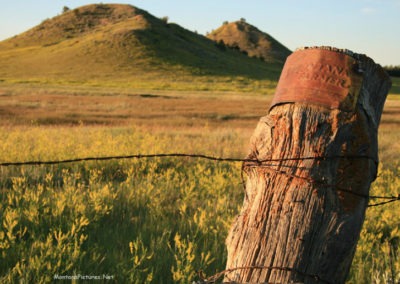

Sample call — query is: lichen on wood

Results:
[225,47,392,283]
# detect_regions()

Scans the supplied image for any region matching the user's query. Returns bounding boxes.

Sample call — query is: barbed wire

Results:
[0,153,377,166]
[0,153,399,207]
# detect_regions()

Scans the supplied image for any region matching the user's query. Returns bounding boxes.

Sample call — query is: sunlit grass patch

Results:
[0,126,245,282]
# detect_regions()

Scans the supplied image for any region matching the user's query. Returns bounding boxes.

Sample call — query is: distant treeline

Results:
[384,65,400,77]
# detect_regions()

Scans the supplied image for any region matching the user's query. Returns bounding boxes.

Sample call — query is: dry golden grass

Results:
[2,82,399,168]
[0,84,271,129]
[0,83,398,128]
[1,83,399,165]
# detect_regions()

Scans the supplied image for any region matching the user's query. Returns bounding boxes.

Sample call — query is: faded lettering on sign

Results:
[285,63,351,89]
[271,49,362,111]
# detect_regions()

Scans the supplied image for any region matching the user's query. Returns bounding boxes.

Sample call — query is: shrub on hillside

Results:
[384,65,400,77]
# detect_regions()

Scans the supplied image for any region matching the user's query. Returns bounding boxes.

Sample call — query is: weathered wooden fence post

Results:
[224,47,391,283]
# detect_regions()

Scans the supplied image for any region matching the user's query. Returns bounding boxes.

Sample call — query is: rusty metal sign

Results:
[270,48,363,111]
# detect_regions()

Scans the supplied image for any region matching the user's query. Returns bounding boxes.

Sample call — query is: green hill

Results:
[0,4,283,91]
[207,20,291,63]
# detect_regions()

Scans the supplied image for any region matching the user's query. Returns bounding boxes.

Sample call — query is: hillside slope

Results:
[0,4,283,90]
[207,20,291,63]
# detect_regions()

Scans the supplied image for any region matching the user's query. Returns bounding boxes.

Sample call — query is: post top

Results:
[270,46,389,112]
[295,46,366,61]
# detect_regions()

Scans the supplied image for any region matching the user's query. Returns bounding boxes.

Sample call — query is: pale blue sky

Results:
[0,0,399,65]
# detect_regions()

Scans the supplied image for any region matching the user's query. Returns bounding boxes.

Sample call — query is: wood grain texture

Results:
[225,48,391,283]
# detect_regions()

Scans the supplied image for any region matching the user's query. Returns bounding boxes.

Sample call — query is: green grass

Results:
[0,82,399,283]
[0,125,398,283]
[0,126,245,283]
[0,4,282,92]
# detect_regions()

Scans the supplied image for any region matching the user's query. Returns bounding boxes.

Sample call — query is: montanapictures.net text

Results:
[54,274,114,280]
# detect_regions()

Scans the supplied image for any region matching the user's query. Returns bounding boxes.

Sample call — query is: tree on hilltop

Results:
[62,6,70,13]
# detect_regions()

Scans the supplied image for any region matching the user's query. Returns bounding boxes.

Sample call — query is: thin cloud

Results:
[361,6,376,14]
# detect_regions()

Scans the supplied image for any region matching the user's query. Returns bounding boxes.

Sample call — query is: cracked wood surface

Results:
[225,47,391,284]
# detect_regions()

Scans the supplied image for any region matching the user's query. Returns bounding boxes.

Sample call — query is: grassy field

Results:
[0,82,399,283]
[0,4,282,93]
[0,83,273,128]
